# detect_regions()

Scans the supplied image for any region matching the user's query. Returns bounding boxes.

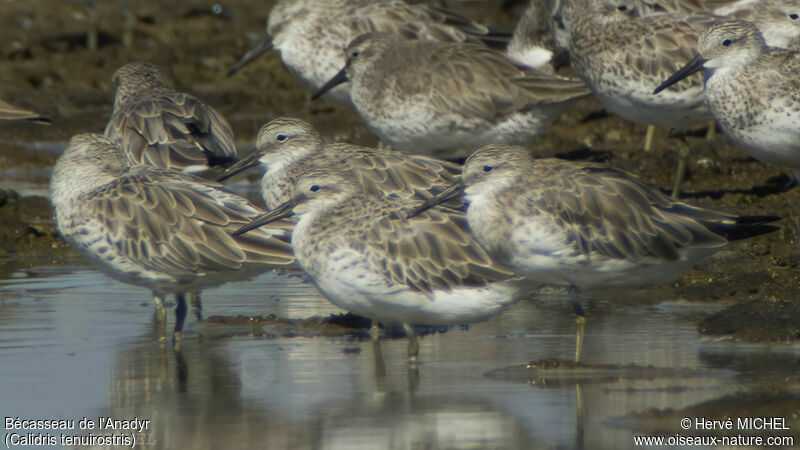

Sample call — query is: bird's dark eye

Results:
[722,39,731,46]
[790,13,798,20]
[310,185,320,192]
[483,165,493,172]
[351,51,360,58]
[618,5,627,11]
[553,13,565,30]
[276,134,287,142]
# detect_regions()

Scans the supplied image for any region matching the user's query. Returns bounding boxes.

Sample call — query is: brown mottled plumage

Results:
[218,117,463,210]
[105,62,237,173]
[639,0,799,49]
[228,0,511,106]
[314,33,589,158]
[411,144,779,290]
[560,0,718,197]
[50,133,293,341]
[235,168,522,360]
[564,0,714,129]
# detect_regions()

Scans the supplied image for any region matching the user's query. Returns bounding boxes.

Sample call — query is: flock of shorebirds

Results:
[43,0,799,361]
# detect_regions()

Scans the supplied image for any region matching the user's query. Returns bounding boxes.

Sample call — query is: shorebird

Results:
[227,0,510,106]
[50,133,294,341]
[217,117,462,209]
[654,20,800,181]
[234,168,523,360]
[105,62,238,174]
[408,144,780,361]
[559,0,717,197]
[313,33,590,158]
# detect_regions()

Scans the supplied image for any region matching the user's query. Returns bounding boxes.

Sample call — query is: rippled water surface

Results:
[2,265,799,450]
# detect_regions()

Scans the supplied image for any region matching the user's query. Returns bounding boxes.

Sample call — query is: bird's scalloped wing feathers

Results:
[336,147,462,202]
[105,92,236,170]
[339,1,504,47]
[364,204,515,294]
[83,170,292,276]
[529,163,731,261]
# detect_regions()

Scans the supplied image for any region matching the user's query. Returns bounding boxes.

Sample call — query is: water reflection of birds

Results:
[93,330,537,450]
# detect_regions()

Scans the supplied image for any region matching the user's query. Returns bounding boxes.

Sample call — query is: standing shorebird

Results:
[655,20,800,181]
[227,0,510,106]
[409,145,780,361]
[559,0,716,197]
[313,33,590,158]
[50,133,294,341]
[234,169,523,360]
[217,117,462,209]
[105,62,238,173]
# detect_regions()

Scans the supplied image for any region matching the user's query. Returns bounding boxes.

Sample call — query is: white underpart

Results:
[506,46,554,70]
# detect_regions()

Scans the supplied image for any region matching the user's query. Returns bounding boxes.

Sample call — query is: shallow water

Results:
[2,265,798,450]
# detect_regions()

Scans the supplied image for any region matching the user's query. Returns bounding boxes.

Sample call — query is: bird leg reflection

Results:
[569,286,586,363]
[190,292,203,322]
[153,291,167,342]
[402,323,420,362]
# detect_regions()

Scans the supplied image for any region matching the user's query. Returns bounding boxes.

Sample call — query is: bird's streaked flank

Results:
[312,33,589,158]
[227,0,511,106]
[235,168,525,360]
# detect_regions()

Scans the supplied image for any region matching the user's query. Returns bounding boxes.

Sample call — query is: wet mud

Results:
[485,359,705,386]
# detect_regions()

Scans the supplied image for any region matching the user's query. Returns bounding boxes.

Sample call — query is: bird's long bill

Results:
[311,68,349,100]
[653,53,707,95]
[406,182,466,219]
[227,35,274,76]
[233,201,295,236]
[216,147,262,182]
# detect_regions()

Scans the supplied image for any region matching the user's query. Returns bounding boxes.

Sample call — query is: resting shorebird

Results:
[51,133,294,341]
[313,33,589,158]
[105,62,237,174]
[409,144,780,361]
[217,117,462,209]
[235,168,524,360]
